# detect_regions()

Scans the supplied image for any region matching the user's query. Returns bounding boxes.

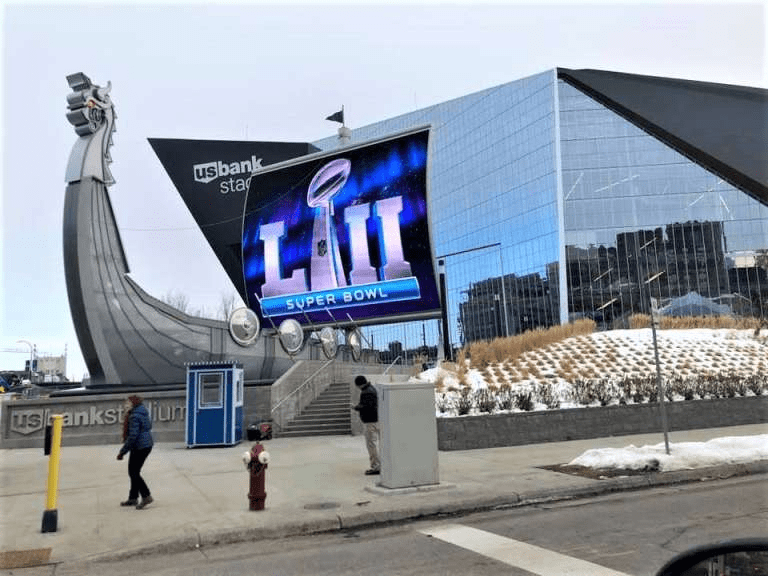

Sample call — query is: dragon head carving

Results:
[65,72,116,186]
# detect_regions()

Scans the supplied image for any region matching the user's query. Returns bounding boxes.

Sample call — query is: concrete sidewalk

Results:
[1,424,767,568]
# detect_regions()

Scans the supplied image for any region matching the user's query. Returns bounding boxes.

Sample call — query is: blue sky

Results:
[1,1,766,381]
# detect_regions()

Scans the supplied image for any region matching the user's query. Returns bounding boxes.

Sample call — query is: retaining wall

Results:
[437,396,768,450]
[0,391,187,449]
[4,388,763,450]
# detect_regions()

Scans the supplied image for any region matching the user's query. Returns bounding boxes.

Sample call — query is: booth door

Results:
[194,372,226,444]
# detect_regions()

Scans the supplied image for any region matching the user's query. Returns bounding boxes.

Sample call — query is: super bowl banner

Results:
[242,128,440,327]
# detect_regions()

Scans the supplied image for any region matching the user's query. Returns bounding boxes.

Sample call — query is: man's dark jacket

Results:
[354,383,378,423]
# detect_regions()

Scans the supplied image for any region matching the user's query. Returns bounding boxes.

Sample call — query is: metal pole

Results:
[17,340,33,380]
[438,259,451,361]
[649,297,670,455]
[436,242,504,354]
[498,246,509,337]
[42,414,63,532]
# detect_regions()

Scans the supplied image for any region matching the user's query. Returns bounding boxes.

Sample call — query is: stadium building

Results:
[156,68,768,361]
[309,68,768,355]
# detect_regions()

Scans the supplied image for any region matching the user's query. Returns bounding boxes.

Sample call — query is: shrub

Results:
[746,375,765,396]
[474,388,497,413]
[456,387,473,415]
[669,375,696,401]
[515,392,534,411]
[538,383,561,409]
[572,379,598,406]
[595,378,618,406]
[496,383,514,411]
[436,393,452,414]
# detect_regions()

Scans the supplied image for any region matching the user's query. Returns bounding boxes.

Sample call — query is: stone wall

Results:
[437,396,768,450]
[243,383,272,428]
[0,391,187,449]
[6,380,760,450]
[0,360,413,448]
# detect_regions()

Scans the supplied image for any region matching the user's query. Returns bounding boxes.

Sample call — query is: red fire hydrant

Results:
[243,443,270,511]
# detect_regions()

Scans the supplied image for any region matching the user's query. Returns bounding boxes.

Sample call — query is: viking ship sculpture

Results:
[63,72,299,386]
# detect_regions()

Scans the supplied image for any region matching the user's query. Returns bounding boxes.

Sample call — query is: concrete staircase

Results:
[279,382,352,438]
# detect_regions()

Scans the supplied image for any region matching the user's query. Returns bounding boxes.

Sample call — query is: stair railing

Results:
[271,357,336,416]
[383,355,403,375]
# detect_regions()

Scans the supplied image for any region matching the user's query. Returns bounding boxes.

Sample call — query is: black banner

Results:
[149,139,318,295]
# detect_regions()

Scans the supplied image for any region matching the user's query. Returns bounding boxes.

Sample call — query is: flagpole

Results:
[337,105,350,146]
[325,106,349,146]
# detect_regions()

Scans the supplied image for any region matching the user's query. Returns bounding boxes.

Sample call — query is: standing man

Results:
[353,375,380,476]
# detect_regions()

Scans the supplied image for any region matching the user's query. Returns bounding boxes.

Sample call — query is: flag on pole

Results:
[325,109,344,124]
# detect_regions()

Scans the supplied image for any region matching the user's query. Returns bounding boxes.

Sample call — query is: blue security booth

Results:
[186,362,244,447]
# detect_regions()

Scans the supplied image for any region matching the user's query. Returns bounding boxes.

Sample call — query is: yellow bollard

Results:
[41,414,63,533]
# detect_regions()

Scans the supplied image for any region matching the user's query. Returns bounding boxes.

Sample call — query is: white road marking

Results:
[419,524,633,576]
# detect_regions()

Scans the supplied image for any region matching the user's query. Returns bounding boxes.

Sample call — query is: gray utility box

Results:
[377,375,439,489]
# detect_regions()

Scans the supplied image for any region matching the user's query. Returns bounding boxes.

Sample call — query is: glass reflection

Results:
[308,72,767,363]
[560,80,767,328]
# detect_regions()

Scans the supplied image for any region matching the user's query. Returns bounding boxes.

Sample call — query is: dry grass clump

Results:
[455,348,469,387]
[409,353,429,376]
[629,314,761,331]
[434,371,447,392]
[465,319,596,368]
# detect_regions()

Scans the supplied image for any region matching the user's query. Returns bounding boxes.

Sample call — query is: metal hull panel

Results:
[63,177,295,386]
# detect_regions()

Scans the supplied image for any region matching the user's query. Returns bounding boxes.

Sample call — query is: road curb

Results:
[81,464,768,565]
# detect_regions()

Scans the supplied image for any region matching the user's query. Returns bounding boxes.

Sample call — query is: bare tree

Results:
[161,290,190,314]
[217,291,245,320]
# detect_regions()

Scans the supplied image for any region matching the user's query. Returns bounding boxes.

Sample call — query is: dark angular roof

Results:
[558,68,768,206]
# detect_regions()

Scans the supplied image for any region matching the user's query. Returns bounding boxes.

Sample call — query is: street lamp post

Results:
[436,242,509,361]
[644,272,670,455]
[17,340,35,381]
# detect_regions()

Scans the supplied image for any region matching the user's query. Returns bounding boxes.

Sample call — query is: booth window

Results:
[199,373,223,408]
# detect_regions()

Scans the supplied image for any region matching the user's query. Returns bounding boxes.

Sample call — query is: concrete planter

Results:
[437,395,768,451]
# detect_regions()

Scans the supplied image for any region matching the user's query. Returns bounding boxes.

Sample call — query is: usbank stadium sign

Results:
[148,139,316,296]
[193,155,263,191]
[9,400,186,436]
[242,128,440,327]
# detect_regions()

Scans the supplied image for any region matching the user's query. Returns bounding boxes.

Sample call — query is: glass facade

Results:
[311,70,768,362]
[559,80,768,327]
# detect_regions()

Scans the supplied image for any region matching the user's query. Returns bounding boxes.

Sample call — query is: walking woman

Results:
[117,395,154,509]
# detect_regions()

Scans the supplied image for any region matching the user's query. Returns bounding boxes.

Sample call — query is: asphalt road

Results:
[20,475,768,576]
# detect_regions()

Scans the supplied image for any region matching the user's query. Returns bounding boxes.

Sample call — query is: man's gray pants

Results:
[364,422,380,471]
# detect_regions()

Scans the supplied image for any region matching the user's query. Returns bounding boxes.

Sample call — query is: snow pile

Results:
[568,434,768,472]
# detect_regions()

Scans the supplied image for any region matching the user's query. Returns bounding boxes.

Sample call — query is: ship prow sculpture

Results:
[62,73,299,387]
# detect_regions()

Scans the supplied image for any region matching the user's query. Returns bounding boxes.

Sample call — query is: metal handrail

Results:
[271,358,336,414]
[383,355,402,375]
